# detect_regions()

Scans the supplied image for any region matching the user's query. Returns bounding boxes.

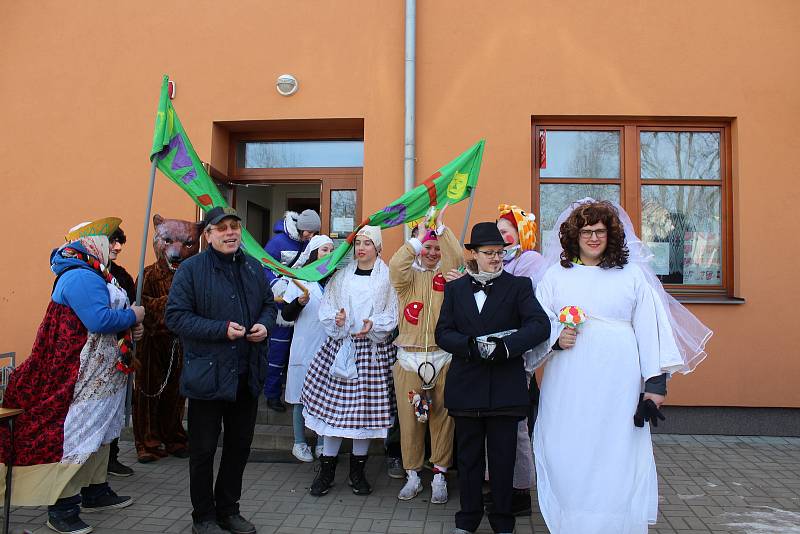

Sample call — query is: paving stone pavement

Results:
[4,435,800,534]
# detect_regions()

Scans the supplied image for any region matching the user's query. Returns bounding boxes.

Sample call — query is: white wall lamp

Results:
[276,74,298,96]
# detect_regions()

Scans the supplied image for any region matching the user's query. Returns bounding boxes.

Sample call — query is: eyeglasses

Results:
[209,221,241,232]
[579,229,607,239]
[476,249,504,258]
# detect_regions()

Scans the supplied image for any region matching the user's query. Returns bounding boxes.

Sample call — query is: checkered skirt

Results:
[301,336,397,430]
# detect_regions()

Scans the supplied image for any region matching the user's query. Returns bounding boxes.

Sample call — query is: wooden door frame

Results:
[221,125,364,238]
[321,175,363,238]
[223,172,363,237]
[531,116,734,298]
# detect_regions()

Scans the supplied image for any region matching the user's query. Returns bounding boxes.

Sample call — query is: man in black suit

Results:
[436,222,550,534]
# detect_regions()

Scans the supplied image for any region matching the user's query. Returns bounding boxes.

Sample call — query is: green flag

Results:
[150,76,227,209]
[364,139,483,229]
[150,75,484,281]
[268,138,485,281]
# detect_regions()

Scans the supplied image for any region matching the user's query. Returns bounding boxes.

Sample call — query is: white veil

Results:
[294,234,334,269]
[533,197,711,374]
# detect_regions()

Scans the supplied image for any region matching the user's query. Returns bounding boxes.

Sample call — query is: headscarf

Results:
[498,204,537,251]
[75,236,111,266]
[295,234,334,268]
[355,225,383,252]
[65,221,114,266]
[420,229,438,244]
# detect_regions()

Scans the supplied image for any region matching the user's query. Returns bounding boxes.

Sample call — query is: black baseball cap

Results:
[204,206,241,227]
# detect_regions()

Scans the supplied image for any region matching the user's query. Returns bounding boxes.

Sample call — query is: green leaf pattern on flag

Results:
[150,75,484,281]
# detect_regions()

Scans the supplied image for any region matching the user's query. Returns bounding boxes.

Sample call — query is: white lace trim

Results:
[303,411,389,440]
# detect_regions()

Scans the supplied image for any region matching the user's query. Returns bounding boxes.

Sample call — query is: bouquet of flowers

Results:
[558,305,586,328]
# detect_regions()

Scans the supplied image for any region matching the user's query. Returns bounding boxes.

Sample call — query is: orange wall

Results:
[2,1,799,407]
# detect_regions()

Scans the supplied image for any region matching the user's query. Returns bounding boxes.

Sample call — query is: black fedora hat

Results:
[464,222,507,250]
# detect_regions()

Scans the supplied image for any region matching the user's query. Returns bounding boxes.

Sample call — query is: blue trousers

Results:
[263,325,292,399]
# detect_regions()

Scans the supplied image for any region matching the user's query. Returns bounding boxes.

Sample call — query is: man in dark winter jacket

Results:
[166,207,277,534]
[261,209,320,411]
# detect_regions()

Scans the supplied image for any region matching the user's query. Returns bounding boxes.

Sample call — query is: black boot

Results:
[310,455,338,496]
[348,454,372,495]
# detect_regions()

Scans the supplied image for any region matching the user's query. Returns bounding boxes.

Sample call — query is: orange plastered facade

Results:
[1,1,798,407]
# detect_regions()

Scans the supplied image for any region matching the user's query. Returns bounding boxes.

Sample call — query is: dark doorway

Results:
[246,201,271,245]
[287,197,321,214]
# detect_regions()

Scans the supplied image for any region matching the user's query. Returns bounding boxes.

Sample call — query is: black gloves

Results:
[486,336,509,363]
[465,336,508,363]
[633,394,666,428]
[466,337,481,362]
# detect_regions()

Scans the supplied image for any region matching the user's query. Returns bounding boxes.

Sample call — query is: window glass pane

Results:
[641,185,722,286]
[539,183,620,256]
[237,141,364,168]
[329,189,357,269]
[640,131,720,180]
[540,131,620,179]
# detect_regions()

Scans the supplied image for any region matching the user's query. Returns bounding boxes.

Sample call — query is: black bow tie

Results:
[471,278,493,295]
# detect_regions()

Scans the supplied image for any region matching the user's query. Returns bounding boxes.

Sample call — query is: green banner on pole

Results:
[150,75,484,281]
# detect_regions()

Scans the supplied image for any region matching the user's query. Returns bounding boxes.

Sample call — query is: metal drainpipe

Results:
[404,0,416,239]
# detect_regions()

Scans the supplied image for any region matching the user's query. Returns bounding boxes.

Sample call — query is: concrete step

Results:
[121,424,384,454]
[124,390,387,454]
[256,396,294,426]
[171,396,295,426]
[248,424,382,454]
[152,397,297,429]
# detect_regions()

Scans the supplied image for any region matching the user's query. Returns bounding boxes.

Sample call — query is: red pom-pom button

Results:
[432,273,446,292]
[404,301,424,325]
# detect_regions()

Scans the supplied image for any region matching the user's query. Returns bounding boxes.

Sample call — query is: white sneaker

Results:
[292,443,314,462]
[397,471,423,500]
[315,444,324,459]
[431,472,448,504]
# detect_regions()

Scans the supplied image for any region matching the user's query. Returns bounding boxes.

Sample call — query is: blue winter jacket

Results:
[165,247,278,401]
[50,243,137,333]
[263,216,307,286]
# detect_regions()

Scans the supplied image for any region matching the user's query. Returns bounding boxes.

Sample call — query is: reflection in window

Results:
[539,184,620,256]
[330,190,356,236]
[640,132,720,180]
[330,190,357,269]
[540,131,620,179]
[641,185,721,286]
[237,141,364,168]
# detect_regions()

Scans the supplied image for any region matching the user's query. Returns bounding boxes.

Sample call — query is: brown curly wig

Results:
[559,201,629,269]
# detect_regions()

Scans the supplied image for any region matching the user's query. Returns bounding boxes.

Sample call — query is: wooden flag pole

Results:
[126,157,159,426]
[291,278,310,296]
[274,278,309,304]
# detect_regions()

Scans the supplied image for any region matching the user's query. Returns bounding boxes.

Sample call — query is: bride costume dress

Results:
[531,198,712,534]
